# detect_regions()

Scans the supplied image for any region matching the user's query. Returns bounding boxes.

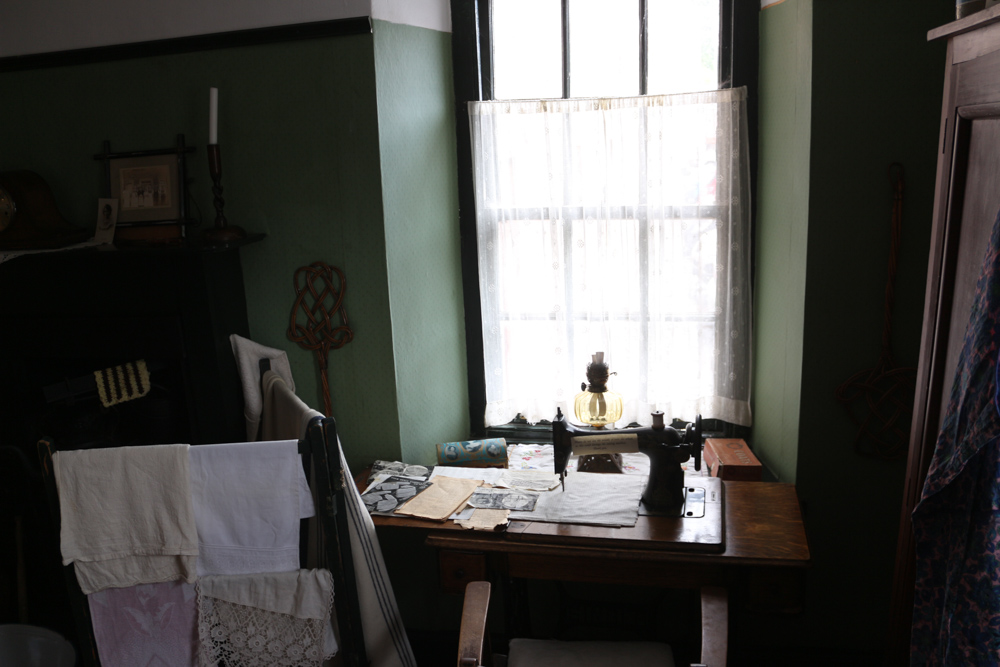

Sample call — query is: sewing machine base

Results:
[639,485,706,518]
[637,476,725,552]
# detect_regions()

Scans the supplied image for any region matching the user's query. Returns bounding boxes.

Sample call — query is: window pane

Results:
[568,0,640,98]
[492,0,563,100]
[647,0,719,95]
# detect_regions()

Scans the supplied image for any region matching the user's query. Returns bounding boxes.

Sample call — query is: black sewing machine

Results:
[552,408,706,516]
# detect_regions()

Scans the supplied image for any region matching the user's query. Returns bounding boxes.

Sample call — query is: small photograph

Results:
[360,475,432,515]
[94,198,119,244]
[367,460,432,487]
[467,488,539,512]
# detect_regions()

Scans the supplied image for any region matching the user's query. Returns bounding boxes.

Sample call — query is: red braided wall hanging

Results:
[287,261,354,416]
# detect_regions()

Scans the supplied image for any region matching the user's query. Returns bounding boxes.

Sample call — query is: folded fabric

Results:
[261,371,417,667]
[197,569,336,667]
[53,444,198,595]
[230,334,296,441]
[88,581,197,667]
[189,440,315,577]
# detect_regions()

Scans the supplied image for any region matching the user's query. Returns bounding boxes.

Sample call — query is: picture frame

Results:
[95,135,194,228]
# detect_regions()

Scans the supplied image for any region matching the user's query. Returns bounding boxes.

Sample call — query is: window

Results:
[452,0,758,437]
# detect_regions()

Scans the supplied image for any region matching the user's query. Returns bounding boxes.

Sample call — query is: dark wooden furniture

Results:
[366,471,808,648]
[366,475,805,665]
[370,479,807,582]
[420,480,807,599]
[0,239,262,449]
[888,7,1000,664]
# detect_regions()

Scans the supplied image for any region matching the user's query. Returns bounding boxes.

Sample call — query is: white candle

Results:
[209,87,218,145]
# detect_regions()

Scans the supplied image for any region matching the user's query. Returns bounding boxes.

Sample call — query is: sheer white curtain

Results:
[470,87,752,428]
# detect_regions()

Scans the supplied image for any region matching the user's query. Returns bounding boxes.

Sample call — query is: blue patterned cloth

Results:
[911,208,1000,665]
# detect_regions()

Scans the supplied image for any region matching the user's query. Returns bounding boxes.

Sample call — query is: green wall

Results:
[372,20,469,465]
[0,27,468,469]
[752,0,951,656]
[753,0,812,484]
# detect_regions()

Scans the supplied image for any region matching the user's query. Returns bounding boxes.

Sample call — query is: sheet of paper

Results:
[456,509,509,531]
[395,475,482,521]
[429,466,504,485]
[496,470,561,491]
[508,472,646,527]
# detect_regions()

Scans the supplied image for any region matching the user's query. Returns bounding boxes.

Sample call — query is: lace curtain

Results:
[469,87,752,428]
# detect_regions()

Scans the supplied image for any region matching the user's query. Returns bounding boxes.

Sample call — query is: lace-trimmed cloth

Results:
[197,569,336,667]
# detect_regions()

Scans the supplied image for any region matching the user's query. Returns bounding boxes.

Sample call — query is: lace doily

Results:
[197,595,332,667]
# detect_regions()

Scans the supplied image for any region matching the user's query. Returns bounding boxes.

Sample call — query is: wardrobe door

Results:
[888,14,1000,665]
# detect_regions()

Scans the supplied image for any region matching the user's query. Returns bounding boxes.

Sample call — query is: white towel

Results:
[53,444,198,595]
[188,440,315,577]
[230,333,296,441]
[197,569,336,666]
[261,370,417,667]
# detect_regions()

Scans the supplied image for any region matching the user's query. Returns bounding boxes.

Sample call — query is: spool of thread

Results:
[436,438,507,467]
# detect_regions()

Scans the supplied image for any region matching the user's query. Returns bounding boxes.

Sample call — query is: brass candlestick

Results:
[203,144,246,243]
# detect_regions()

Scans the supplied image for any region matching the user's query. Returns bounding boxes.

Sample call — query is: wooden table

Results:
[366,474,810,614]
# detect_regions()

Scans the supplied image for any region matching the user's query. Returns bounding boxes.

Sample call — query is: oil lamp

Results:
[573,352,623,428]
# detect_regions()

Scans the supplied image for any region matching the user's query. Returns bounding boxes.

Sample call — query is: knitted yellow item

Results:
[94,359,151,408]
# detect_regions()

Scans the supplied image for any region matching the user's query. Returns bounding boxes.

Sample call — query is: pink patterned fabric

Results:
[88,581,197,667]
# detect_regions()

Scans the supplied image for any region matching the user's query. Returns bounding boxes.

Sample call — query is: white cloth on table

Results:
[52,444,198,595]
[230,333,296,441]
[188,439,315,577]
[507,471,646,527]
[197,569,336,666]
[261,369,417,667]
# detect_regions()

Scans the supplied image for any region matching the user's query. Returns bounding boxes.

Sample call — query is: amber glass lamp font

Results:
[573,352,623,428]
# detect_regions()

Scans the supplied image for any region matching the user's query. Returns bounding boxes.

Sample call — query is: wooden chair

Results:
[36,415,368,667]
[458,581,728,667]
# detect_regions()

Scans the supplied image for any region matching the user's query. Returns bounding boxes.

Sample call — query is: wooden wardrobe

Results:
[888,6,1000,665]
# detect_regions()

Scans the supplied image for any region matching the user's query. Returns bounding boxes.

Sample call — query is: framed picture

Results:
[96,135,194,228]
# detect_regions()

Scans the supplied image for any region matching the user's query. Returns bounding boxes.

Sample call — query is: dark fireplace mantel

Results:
[0,239,261,450]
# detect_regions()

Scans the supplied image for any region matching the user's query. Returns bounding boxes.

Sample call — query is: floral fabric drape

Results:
[469,88,752,427]
[911,208,1000,665]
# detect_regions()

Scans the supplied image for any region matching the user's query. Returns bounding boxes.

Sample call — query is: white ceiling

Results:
[0,0,451,58]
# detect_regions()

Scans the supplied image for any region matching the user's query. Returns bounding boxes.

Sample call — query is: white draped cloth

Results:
[188,439,315,577]
[470,87,752,428]
[53,444,198,595]
[261,369,417,667]
[230,334,296,440]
